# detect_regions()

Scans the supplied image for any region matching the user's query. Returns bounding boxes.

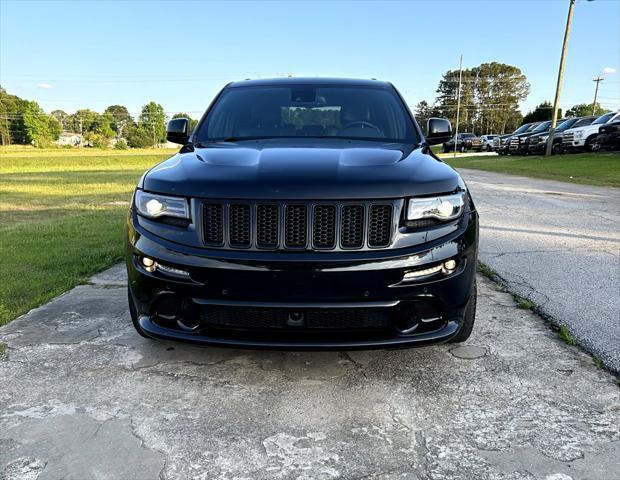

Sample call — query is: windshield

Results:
[460,133,476,138]
[513,123,531,135]
[592,112,616,125]
[555,119,577,132]
[195,85,418,143]
[531,121,551,133]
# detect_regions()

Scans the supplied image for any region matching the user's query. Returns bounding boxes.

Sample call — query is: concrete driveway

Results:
[1,265,618,479]
[458,169,620,372]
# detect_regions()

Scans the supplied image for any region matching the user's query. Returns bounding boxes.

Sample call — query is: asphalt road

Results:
[1,266,619,479]
[459,168,620,372]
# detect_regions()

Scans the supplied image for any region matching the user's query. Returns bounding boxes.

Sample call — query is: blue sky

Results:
[1,0,619,118]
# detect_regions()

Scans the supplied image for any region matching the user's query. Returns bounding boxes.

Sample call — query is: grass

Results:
[558,325,578,346]
[0,147,176,325]
[516,298,535,310]
[443,152,620,188]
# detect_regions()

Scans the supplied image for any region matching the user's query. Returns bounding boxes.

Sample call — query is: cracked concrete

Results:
[458,168,620,372]
[1,265,619,479]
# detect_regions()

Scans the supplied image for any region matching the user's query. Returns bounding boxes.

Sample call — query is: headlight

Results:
[574,131,584,138]
[135,190,189,219]
[540,135,549,142]
[407,192,466,222]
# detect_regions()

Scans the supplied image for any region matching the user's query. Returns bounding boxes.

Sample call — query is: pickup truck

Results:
[527,116,596,155]
[562,111,620,152]
[508,121,546,155]
[594,120,620,151]
[442,133,478,153]
[493,123,538,155]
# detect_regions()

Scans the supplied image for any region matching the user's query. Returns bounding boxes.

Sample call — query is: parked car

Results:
[528,116,596,155]
[478,135,498,152]
[594,120,620,151]
[508,121,546,155]
[562,110,620,152]
[126,77,479,350]
[442,132,478,153]
[494,123,538,155]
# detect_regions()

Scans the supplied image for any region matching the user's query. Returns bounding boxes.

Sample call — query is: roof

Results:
[228,77,391,88]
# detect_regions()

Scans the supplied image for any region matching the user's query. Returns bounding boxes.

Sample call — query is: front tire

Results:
[449,281,477,343]
[585,135,597,152]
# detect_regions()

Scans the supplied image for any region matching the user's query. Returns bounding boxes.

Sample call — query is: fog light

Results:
[141,257,156,272]
[443,260,457,272]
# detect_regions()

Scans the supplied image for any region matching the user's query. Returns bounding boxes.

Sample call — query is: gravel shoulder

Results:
[1,265,618,479]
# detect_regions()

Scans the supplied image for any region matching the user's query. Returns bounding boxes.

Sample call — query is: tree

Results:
[0,86,30,145]
[125,125,154,148]
[104,105,134,138]
[172,112,198,133]
[22,101,60,147]
[565,103,609,117]
[51,110,70,131]
[139,102,167,146]
[522,102,561,123]
[413,101,439,134]
[434,62,530,134]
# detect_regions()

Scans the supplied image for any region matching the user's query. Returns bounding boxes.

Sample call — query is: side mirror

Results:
[426,118,452,145]
[166,118,190,144]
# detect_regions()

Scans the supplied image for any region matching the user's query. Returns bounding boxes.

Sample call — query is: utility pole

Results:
[592,76,603,115]
[453,54,463,160]
[545,0,575,157]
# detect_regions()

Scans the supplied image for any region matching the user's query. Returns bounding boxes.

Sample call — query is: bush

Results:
[115,139,128,150]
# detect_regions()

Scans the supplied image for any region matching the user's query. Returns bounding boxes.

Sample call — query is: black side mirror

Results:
[166,118,190,144]
[426,118,452,145]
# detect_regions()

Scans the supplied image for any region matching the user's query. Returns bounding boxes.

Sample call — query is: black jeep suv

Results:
[126,78,478,350]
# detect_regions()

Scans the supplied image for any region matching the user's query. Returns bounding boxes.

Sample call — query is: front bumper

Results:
[126,210,478,350]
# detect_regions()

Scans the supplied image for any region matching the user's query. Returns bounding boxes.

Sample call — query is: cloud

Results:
[37,83,53,89]
[602,67,616,75]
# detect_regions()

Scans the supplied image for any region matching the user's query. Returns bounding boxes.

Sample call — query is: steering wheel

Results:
[340,121,382,133]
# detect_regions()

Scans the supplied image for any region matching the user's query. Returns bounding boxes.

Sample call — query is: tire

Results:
[552,143,563,155]
[128,285,150,338]
[486,145,492,152]
[449,281,477,343]
[585,135,597,152]
[443,145,449,153]
[459,145,466,153]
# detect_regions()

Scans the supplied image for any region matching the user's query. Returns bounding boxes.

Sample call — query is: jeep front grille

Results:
[202,200,397,251]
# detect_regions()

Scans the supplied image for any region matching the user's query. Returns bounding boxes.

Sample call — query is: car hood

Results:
[142,140,461,199]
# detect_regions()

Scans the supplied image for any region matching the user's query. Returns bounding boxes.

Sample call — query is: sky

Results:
[1,0,619,119]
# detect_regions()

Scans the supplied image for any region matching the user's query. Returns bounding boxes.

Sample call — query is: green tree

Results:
[435,62,530,134]
[522,102,560,123]
[0,86,30,145]
[104,105,134,138]
[139,102,167,146]
[565,103,609,117]
[125,125,154,148]
[413,101,439,134]
[22,101,60,147]
[172,112,198,133]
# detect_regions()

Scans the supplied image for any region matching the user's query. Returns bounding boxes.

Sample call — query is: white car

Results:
[562,111,620,152]
[478,134,498,152]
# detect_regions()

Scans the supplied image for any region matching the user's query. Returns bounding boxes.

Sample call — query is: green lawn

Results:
[0,147,176,325]
[443,152,620,188]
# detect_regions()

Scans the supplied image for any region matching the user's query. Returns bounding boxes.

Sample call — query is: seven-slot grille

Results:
[202,201,395,251]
